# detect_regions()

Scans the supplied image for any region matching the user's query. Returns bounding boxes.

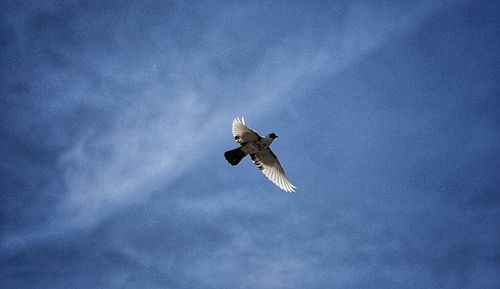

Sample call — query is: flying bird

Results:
[224,117,296,192]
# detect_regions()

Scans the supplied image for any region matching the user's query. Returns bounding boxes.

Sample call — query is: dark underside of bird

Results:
[224,147,247,166]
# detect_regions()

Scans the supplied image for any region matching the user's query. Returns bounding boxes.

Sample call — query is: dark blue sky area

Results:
[1,0,499,288]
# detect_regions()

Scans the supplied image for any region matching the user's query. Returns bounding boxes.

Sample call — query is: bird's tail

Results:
[224,147,247,166]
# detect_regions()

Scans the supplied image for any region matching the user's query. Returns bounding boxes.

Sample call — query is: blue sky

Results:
[1,0,499,288]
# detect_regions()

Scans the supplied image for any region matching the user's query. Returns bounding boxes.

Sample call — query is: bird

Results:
[224,117,296,192]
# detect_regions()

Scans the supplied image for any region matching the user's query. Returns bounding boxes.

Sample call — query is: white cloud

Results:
[2,0,454,250]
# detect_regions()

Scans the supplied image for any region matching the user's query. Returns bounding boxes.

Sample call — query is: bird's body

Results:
[241,137,273,155]
[224,117,296,192]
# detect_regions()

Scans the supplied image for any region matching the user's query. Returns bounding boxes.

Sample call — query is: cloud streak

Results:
[4,1,499,288]
[2,0,456,249]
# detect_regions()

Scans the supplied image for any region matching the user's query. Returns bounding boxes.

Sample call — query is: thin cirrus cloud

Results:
[1,0,453,249]
[3,1,499,288]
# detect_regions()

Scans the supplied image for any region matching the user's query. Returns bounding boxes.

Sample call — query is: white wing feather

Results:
[251,148,296,193]
[232,117,260,144]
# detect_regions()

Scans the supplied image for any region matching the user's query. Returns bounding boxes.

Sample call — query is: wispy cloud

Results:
[2,0,454,251]
[4,1,500,288]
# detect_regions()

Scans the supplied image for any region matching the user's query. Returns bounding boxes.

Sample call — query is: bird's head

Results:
[267,133,278,139]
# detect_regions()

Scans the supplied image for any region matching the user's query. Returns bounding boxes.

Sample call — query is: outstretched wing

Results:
[232,117,261,145]
[251,148,296,192]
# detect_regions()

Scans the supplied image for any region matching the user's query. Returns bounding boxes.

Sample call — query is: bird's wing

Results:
[232,117,261,145]
[251,148,296,192]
